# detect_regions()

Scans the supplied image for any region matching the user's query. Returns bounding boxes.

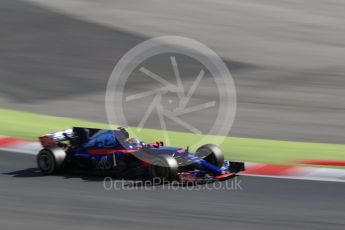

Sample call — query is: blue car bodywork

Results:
[37,127,245,183]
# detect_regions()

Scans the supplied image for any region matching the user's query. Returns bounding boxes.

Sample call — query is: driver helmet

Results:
[127,137,140,146]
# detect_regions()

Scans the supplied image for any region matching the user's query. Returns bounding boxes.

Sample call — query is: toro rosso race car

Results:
[37,127,245,183]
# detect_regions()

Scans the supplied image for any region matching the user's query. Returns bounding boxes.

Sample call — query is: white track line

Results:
[240,173,345,183]
[0,146,38,155]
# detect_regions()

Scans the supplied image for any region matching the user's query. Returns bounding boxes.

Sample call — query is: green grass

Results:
[1,107,345,165]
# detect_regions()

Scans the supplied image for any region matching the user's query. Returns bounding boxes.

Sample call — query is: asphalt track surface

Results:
[1,149,345,230]
[1,0,345,143]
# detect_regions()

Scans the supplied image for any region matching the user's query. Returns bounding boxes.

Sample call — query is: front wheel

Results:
[195,144,224,167]
[37,148,66,175]
[149,155,178,182]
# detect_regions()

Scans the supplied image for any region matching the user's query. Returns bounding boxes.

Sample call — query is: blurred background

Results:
[1,0,345,143]
[1,1,345,230]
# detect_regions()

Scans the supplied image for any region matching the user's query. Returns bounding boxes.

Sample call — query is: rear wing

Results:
[38,127,130,148]
[39,129,73,148]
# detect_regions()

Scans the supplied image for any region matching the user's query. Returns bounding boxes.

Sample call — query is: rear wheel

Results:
[37,148,66,175]
[149,155,178,182]
[195,144,224,167]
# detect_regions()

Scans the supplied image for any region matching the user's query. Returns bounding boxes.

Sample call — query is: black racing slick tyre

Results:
[195,144,224,167]
[149,155,178,182]
[36,148,66,175]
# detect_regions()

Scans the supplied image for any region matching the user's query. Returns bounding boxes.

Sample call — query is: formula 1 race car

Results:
[37,127,245,183]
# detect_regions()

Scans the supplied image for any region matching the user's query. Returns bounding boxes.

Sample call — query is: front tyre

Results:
[37,148,66,175]
[149,155,178,182]
[195,144,224,167]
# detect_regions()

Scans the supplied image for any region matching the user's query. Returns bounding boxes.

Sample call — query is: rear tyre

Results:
[149,155,178,182]
[195,144,224,167]
[37,148,66,175]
